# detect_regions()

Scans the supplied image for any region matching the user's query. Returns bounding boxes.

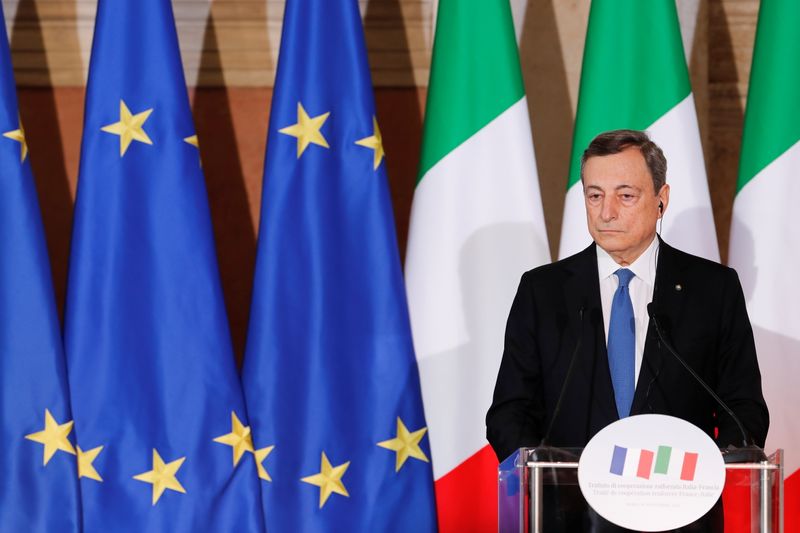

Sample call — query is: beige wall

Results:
[7,0,760,358]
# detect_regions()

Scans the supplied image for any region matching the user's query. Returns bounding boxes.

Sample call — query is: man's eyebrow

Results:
[584,183,643,194]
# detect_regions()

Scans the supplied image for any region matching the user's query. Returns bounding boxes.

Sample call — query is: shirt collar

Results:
[596,235,660,285]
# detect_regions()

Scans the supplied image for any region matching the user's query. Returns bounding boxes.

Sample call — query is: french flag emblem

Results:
[610,445,699,481]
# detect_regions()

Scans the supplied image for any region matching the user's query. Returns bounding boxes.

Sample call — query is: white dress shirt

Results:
[596,236,659,386]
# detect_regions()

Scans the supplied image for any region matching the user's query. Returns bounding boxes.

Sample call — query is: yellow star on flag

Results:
[77,445,104,482]
[101,99,153,157]
[354,116,385,169]
[213,412,255,466]
[279,102,330,158]
[24,409,76,465]
[183,134,202,166]
[254,445,275,481]
[133,449,187,505]
[377,417,429,472]
[3,114,28,162]
[183,134,199,148]
[300,451,350,508]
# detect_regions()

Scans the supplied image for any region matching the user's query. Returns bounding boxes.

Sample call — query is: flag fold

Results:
[0,2,79,530]
[242,0,437,530]
[729,0,800,527]
[64,0,264,530]
[405,0,550,529]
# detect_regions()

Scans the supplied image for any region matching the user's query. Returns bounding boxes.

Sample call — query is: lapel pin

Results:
[675,284,682,291]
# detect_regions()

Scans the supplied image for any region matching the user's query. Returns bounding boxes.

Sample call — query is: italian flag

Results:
[728,0,800,528]
[559,0,718,261]
[404,0,550,529]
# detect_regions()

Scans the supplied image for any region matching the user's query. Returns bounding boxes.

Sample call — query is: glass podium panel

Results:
[498,447,783,533]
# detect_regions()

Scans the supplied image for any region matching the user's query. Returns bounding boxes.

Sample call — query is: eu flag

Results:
[242,0,438,529]
[0,3,80,530]
[64,0,264,530]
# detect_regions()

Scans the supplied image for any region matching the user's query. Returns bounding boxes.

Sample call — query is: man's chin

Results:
[592,232,625,248]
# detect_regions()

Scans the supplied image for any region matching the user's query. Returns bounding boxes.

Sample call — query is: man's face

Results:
[582,147,669,265]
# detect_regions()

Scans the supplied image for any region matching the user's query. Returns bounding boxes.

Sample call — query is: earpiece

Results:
[658,201,664,213]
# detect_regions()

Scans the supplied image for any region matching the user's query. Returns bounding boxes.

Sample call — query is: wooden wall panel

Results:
[708,0,758,262]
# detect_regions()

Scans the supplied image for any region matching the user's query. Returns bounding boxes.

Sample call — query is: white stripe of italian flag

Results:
[559,0,718,261]
[404,0,549,529]
[728,0,800,522]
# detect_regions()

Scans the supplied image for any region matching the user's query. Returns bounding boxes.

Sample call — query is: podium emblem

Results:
[578,414,725,531]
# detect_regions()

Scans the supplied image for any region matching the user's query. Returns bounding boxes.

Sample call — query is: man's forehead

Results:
[582,149,652,188]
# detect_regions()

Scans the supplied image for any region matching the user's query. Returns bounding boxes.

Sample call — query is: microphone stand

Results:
[647,304,766,464]
[533,307,585,464]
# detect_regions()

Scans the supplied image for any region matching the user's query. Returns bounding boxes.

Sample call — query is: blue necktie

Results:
[608,268,636,418]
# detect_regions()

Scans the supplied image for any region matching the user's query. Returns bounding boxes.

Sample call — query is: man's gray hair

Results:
[580,129,667,193]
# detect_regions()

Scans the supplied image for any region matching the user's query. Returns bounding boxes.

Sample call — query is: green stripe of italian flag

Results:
[559,0,718,261]
[405,0,549,528]
[728,0,800,513]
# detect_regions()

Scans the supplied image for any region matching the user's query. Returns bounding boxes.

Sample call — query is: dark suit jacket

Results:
[486,239,769,462]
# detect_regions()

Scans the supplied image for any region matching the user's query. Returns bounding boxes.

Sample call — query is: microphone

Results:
[539,305,585,448]
[646,303,766,463]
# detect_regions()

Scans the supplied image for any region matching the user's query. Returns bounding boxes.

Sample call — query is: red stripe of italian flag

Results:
[405,0,550,530]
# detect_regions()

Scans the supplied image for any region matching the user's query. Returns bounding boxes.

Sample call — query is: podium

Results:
[498,447,784,532]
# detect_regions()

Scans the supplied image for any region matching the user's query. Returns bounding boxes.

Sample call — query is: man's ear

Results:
[657,184,670,217]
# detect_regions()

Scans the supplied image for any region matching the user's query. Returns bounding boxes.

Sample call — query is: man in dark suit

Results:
[486,129,769,531]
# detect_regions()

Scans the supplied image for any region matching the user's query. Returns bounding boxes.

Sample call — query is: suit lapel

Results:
[631,239,689,415]
[562,244,619,427]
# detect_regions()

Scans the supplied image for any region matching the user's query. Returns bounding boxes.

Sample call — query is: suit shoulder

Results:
[522,245,595,282]
[663,243,739,283]
[667,245,730,271]
[520,245,593,285]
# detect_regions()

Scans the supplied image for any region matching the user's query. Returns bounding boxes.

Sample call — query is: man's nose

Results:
[600,198,617,221]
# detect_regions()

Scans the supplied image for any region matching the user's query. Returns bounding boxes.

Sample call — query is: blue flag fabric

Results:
[0,3,80,531]
[242,0,438,530]
[64,0,264,530]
